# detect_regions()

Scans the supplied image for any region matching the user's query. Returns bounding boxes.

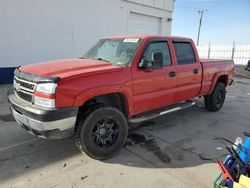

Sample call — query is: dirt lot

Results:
[0,77,250,188]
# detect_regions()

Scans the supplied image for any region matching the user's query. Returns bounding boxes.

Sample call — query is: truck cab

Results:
[8,35,234,159]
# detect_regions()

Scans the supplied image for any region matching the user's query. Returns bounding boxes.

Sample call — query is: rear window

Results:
[173,42,196,65]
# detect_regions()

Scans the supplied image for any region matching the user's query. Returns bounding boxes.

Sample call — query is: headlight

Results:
[34,83,57,108]
[36,83,57,94]
[34,96,55,108]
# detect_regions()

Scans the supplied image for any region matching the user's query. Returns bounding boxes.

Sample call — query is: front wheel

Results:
[204,82,226,112]
[75,107,128,160]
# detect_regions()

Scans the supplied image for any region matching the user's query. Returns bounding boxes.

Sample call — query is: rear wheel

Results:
[204,82,226,112]
[75,107,128,160]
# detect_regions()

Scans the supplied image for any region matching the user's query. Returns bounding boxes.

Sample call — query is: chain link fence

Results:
[197,43,250,65]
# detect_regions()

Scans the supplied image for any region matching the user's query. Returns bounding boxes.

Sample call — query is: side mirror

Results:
[151,52,163,70]
[138,52,163,70]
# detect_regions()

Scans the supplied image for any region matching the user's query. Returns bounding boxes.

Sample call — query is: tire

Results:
[204,82,226,112]
[75,107,128,160]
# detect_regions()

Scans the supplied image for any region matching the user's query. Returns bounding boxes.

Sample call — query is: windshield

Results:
[82,38,142,65]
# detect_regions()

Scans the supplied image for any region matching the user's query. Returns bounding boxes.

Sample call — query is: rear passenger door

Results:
[173,41,202,102]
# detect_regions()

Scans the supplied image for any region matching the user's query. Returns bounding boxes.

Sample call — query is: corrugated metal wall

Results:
[0,0,174,84]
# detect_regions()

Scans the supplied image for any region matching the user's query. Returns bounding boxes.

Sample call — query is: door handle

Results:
[169,71,176,77]
[193,69,199,74]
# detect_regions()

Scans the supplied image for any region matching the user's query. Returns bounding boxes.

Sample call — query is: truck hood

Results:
[19,58,124,80]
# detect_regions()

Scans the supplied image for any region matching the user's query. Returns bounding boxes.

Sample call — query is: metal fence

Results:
[196,43,250,65]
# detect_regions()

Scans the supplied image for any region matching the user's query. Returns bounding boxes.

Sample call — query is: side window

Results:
[142,42,171,66]
[173,42,196,65]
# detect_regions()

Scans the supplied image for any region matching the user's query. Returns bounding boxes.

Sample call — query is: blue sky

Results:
[172,0,250,45]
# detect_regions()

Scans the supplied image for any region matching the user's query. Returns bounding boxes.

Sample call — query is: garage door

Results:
[128,12,161,35]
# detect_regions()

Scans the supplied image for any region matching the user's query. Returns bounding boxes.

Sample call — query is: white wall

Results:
[0,0,174,68]
[125,0,174,11]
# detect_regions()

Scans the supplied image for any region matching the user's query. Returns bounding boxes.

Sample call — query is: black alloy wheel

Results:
[75,107,128,160]
[204,82,226,112]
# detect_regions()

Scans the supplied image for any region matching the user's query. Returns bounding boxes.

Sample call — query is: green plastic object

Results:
[212,174,226,188]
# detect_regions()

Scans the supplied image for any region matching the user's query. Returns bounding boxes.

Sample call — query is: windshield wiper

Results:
[79,57,111,63]
[93,57,110,63]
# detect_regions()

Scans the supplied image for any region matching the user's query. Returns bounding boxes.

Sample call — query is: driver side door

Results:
[132,41,176,114]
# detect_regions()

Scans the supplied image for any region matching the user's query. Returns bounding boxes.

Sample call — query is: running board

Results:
[128,101,195,123]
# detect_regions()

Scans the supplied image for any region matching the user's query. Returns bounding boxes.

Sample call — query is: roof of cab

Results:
[104,35,192,41]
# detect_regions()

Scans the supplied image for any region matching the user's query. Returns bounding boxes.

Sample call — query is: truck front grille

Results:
[14,76,37,103]
[15,90,33,102]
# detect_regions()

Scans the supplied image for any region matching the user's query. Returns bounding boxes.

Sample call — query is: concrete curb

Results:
[0,84,12,103]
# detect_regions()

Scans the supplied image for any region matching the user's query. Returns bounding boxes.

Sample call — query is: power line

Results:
[197,9,207,46]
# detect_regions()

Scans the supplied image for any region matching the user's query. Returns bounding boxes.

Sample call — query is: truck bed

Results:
[200,59,235,96]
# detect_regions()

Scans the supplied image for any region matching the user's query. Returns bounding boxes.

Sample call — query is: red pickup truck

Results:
[8,35,234,159]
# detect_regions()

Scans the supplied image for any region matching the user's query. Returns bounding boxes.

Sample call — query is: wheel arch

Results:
[208,73,228,94]
[75,91,131,119]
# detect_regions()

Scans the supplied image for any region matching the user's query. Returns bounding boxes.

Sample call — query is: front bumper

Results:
[8,91,78,139]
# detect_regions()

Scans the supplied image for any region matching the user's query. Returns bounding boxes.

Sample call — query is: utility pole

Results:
[197,9,207,46]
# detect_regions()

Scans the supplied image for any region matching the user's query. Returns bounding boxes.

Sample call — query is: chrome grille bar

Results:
[14,76,37,92]
[14,76,37,103]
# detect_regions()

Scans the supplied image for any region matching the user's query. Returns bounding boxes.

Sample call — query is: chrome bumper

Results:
[8,91,78,139]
